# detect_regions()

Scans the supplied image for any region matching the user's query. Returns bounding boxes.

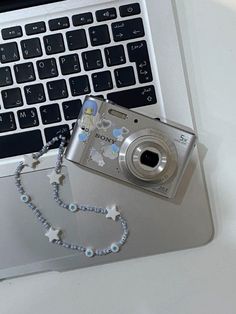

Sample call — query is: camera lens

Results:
[140,150,159,168]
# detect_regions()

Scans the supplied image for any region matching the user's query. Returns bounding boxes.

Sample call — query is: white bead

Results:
[111,243,120,253]
[47,170,63,185]
[21,194,30,203]
[45,227,61,242]
[23,154,38,168]
[106,205,120,221]
[69,203,78,212]
[85,248,94,258]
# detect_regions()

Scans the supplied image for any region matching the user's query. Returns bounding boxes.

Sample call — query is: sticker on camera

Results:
[89,148,105,167]
[112,127,129,142]
[96,119,112,130]
[78,99,100,142]
[103,144,120,160]
[81,99,99,129]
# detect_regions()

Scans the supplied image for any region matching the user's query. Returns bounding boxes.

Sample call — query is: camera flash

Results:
[108,109,127,120]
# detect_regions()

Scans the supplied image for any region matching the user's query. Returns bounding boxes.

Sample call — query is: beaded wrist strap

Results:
[14,134,129,258]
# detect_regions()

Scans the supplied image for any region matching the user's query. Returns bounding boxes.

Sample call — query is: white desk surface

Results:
[1,0,236,313]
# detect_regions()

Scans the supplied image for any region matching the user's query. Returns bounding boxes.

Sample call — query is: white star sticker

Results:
[47,170,63,184]
[106,205,120,221]
[45,227,61,242]
[117,135,124,142]
[23,154,38,168]
[98,160,105,167]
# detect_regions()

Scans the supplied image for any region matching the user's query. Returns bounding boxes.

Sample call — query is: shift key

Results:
[107,85,157,109]
[0,130,43,158]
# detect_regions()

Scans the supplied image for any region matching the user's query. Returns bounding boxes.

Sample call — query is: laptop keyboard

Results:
[0,2,157,159]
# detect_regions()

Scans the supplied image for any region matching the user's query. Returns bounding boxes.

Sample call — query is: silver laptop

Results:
[0,0,214,279]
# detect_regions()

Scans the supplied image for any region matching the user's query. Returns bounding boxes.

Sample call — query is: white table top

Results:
[1,0,236,313]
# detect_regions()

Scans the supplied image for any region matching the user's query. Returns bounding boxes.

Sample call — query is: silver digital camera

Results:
[65,96,197,198]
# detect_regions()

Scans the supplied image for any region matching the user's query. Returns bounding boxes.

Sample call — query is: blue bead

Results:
[21,194,30,203]
[85,248,94,258]
[69,203,78,212]
[111,243,120,253]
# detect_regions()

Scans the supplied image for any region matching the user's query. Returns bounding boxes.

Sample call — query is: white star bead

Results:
[23,154,38,168]
[106,205,120,221]
[47,170,63,185]
[45,227,61,242]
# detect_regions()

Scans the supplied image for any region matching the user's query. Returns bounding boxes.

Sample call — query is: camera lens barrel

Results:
[119,129,178,185]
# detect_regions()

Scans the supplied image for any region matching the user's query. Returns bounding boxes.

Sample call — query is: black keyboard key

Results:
[72,12,93,26]
[14,62,36,84]
[17,108,39,129]
[44,125,70,149]
[62,99,82,120]
[40,103,61,125]
[47,79,68,101]
[114,66,135,88]
[2,26,22,40]
[0,42,20,64]
[0,130,43,158]
[96,8,117,22]
[44,34,65,55]
[24,83,46,105]
[25,22,46,36]
[49,17,70,31]
[59,54,81,75]
[105,45,126,67]
[89,25,110,46]
[127,40,153,83]
[21,38,42,59]
[92,71,113,92]
[119,3,141,17]
[0,67,13,87]
[1,88,23,109]
[66,30,88,51]
[0,112,16,133]
[69,75,90,96]
[82,49,103,71]
[112,18,144,42]
[107,85,157,108]
[37,58,58,79]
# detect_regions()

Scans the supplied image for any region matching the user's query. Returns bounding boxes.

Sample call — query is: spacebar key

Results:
[107,85,157,109]
[0,130,43,159]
